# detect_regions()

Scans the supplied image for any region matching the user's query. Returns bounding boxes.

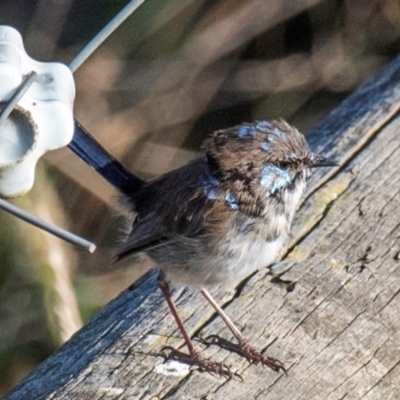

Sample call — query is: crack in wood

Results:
[359,358,400,399]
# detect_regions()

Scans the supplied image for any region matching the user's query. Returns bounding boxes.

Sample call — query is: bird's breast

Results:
[210,213,289,283]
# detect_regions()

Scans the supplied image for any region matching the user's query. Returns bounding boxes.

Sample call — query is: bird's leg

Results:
[200,288,286,373]
[157,271,233,378]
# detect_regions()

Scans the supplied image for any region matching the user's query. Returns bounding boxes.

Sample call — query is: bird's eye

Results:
[279,161,290,169]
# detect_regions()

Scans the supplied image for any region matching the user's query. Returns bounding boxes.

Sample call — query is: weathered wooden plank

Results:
[5,54,400,399]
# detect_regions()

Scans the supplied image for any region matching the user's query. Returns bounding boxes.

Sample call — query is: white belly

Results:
[210,233,285,284]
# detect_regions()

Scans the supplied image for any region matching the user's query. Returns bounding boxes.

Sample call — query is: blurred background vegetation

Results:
[0,0,400,396]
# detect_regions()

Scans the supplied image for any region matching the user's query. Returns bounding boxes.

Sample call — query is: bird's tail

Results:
[69,120,144,196]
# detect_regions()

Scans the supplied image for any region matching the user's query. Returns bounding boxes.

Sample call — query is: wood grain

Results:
[5,54,400,400]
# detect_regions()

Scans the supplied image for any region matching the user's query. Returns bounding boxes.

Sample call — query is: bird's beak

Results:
[310,154,341,168]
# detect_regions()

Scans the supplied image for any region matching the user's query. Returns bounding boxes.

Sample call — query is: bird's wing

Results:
[115,212,170,261]
[115,158,210,261]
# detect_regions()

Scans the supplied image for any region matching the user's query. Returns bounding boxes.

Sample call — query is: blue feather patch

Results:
[273,126,285,139]
[261,143,271,152]
[225,193,240,210]
[203,176,240,210]
[256,121,272,131]
[260,165,293,196]
[238,125,254,137]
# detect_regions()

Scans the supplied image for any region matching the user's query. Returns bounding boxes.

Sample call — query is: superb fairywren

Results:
[70,119,338,377]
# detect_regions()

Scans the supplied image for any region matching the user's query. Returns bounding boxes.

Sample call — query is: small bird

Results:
[70,119,338,377]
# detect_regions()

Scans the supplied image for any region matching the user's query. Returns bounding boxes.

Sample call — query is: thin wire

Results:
[0,71,96,252]
[0,71,37,126]
[2,0,147,250]
[0,199,96,253]
[68,0,146,73]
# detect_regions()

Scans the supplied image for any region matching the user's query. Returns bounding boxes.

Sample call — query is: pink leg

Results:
[158,271,233,378]
[200,288,286,373]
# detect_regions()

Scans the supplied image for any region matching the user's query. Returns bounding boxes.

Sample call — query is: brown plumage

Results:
[115,119,338,376]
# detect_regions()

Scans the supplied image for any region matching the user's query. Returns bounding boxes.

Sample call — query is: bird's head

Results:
[203,120,338,202]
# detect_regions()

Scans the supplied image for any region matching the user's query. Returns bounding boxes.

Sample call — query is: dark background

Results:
[0,0,399,395]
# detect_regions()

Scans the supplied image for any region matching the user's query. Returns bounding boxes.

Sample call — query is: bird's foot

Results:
[203,335,286,374]
[161,346,238,379]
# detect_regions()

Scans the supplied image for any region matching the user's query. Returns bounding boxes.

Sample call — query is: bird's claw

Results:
[202,335,287,374]
[160,346,241,380]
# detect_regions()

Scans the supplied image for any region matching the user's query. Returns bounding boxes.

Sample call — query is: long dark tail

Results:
[69,120,144,196]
